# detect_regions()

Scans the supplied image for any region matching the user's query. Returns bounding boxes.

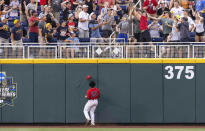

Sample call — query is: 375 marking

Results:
[164,66,194,80]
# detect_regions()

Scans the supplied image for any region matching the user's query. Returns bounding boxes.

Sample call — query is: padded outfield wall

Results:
[0,59,204,123]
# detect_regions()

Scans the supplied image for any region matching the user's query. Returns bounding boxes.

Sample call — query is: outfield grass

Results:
[0,128,205,131]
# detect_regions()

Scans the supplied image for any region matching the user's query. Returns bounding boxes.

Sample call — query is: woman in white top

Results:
[195,12,204,42]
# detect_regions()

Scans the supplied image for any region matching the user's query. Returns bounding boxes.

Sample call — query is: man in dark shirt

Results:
[0,17,9,58]
[11,20,23,58]
[157,1,169,16]
[57,21,69,42]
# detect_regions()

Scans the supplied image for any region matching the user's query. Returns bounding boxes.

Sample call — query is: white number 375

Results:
[165,66,194,80]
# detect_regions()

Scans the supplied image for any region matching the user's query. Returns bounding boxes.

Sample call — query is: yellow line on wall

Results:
[0,59,204,64]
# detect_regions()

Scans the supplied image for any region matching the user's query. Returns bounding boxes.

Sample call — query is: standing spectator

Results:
[20,0,30,23]
[89,12,103,42]
[130,8,141,42]
[195,12,204,42]
[45,23,57,44]
[170,1,184,17]
[101,8,115,38]
[1,5,13,20]
[38,14,46,57]
[27,0,37,10]
[143,0,158,16]
[85,0,93,14]
[44,5,59,28]
[29,10,39,43]
[157,1,169,16]
[78,5,89,38]
[51,0,63,22]
[183,11,195,32]
[38,14,46,43]
[139,11,152,42]
[180,0,189,9]
[196,0,205,12]
[0,17,9,58]
[0,17,9,43]
[11,20,23,58]
[177,17,190,42]
[98,0,115,8]
[148,19,161,38]
[150,11,174,41]
[116,15,130,43]
[9,0,20,17]
[61,1,72,21]
[57,21,69,42]
[67,14,77,33]
[64,32,80,58]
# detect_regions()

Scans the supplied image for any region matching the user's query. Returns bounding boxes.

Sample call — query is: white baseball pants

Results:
[83,99,98,125]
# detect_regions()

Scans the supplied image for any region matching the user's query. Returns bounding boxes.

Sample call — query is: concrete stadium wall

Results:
[0,59,204,123]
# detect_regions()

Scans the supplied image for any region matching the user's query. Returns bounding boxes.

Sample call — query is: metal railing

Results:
[0,43,205,59]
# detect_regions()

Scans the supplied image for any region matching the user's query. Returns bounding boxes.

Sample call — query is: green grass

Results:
[0,128,205,131]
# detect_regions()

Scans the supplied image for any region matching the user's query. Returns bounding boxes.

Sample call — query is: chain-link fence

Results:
[0,43,205,59]
[28,46,57,59]
[159,45,190,58]
[92,45,124,58]
[126,45,156,58]
[60,45,89,58]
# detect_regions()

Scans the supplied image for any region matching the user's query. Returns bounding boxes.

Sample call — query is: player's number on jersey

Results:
[165,66,194,80]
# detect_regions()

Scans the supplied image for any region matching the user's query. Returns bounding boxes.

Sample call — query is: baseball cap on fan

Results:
[82,5,88,8]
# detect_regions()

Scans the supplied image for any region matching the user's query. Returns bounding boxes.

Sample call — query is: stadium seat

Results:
[190,32,195,37]
[152,37,163,42]
[79,38,90,42]
[120,5,127,11]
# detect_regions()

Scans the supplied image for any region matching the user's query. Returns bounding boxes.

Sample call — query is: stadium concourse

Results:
[0,0,205,59]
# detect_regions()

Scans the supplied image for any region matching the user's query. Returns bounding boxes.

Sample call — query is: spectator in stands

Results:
[143,0,158,16]
[116,14,130,43]
[148,19,160,38]
[67,14,77,33]
[89,12,103,43]
[64,32,80,58]
[1,5,13,20]
[61,1,72,21]
[0,16,9,58]
[196,0,205,12]
[51,0,63,22]
[11,20,23,58]
[179,0,189,9]
[44,5,59,28]
[98,0,115,8]
[57,21,69,42]
[29,10,39,43]
[177,17,190,42]
[150,11,173,42]
[166,16,180,58]
[183,11,195,32]
[85,0,93,14]
[45,23,57,44]
[9,0,20,17]
[129,7,141,42]
[0,17,10,43]
[170,0,184,17]
[101,2,109,18]
[157,1,169,16]
[20,0,30,23]
[195,12,204,42]
[78,5,89,38]
[101,8,115,38]
[27,0,37,10]
[38,14,46,43]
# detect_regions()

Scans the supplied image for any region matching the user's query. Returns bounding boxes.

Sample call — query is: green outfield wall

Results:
[0,59,204,123]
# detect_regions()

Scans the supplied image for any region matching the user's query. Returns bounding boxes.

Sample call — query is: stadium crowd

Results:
[0,0,204,46]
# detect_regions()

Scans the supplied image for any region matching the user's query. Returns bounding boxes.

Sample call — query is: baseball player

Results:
[83,81,100,126]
